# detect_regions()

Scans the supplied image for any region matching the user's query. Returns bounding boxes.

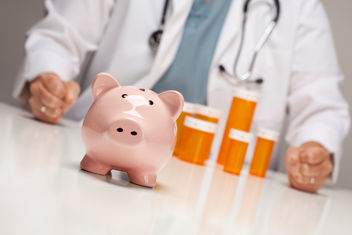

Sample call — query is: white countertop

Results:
[0,103,351,235]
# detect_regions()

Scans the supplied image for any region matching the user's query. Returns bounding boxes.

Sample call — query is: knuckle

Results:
[326,161,333,172]
[292,174,302,183]
[62,104,72,114]
[311,154,320,163]
[291,179,303,190]
[287,146,299,154]
[38,74,49,83]
[45,108,58,118]
[50,80,61,89]
[29,82,39,94]
[52,108,62,117]
[44,94,57,106]
[65,93,75,103]
[285,150,293,159]
[301,165,310,175]
[286,148,299,162]
[48,73,60,80]
[28,97,35,105]
[67,83,79,94]
[317,148,324,155]
[71,82,80,92]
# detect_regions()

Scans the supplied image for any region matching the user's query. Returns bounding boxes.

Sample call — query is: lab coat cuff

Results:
[287,124,341,184]
[23,50,77,82]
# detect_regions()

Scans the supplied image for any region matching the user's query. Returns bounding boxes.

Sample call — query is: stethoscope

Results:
[148,0,170,53]
[149,0,280,85]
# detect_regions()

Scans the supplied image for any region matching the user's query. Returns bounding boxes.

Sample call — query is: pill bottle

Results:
[249,128,279,177]
[173,102,197,156]
[178,116,217,165]
[223,129,252,175]
[194,105,222,124]
[217,88,259,165]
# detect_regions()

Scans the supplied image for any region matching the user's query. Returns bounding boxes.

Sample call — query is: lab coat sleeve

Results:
[285,0,350,183]
[13,0,115,103]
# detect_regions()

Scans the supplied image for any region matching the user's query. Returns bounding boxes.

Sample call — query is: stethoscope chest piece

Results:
[149,29,163,54]
[148,0,170,54]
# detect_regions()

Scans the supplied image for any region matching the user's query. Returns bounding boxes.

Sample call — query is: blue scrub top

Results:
[152,0,232,104]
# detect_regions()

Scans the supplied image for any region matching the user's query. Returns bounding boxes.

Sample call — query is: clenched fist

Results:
[285,142,333,193]
[28,73,80,124]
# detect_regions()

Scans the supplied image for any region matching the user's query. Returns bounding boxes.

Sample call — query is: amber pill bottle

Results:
[224,129,252,175]
[217,88,259,165]
[249,128,279,177]
[173,102,197,157]
[178,116,217,165]
[194,104,222,124]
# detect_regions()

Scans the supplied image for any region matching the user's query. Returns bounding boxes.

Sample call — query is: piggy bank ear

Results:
[91,73,120,100]
[159,90,184,121]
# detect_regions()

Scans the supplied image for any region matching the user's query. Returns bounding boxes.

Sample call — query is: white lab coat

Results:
[13,0,350,182]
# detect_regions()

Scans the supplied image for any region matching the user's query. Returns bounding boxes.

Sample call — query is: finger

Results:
[289,174,320,193]
[289,173,327,193]
[61,81,80,114]
[30,81,64,108]
[38,73,66,98]
[291,172,327,187]
[30,100,62,125]
[29,96,63,119]
[300,160,333,178]
[299,147,330,165]
[32,109,61,124]
[285,147,301,174]
[63,81,80,105]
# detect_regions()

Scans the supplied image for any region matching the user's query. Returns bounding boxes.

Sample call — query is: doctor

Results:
[14,0,349,193]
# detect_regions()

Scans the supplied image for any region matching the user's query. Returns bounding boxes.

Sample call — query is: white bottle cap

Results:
[232,88,259,102]
[184,116,217,134]
[183,102,197,114]
[195,104,223,119]
[228,129,253,143]
[257,128,280,141]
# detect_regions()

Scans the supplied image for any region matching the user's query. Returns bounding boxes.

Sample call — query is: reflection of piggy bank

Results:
[80,73,184,187]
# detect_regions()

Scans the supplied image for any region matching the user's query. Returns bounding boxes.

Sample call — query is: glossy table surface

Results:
[0,103,351,235]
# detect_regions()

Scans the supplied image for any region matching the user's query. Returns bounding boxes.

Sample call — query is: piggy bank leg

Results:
[127,172,157,187]
[80,155,112,175]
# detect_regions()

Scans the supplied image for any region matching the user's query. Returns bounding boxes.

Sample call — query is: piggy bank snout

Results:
[109,119,143,144]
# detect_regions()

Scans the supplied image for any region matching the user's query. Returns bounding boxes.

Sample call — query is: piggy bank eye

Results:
[122,94,128,98]
[149,100,154,105]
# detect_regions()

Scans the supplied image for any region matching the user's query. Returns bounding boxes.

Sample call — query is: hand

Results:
[28,73,80,124]
[285,142,333,193]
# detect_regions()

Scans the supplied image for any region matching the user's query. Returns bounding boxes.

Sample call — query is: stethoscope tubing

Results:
[231,0,280,83]
[149,0,281,85]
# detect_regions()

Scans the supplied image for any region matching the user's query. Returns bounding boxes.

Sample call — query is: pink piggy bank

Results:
[80,73,184,187]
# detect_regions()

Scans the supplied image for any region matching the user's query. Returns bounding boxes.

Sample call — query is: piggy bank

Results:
[80,73,184,187]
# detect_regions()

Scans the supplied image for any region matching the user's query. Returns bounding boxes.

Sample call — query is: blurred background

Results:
[1,0,351,189]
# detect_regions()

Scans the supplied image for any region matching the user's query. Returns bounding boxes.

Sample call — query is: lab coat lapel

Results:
[211,0,244,65]
[140,0,245,89]
[143,0,193,89]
